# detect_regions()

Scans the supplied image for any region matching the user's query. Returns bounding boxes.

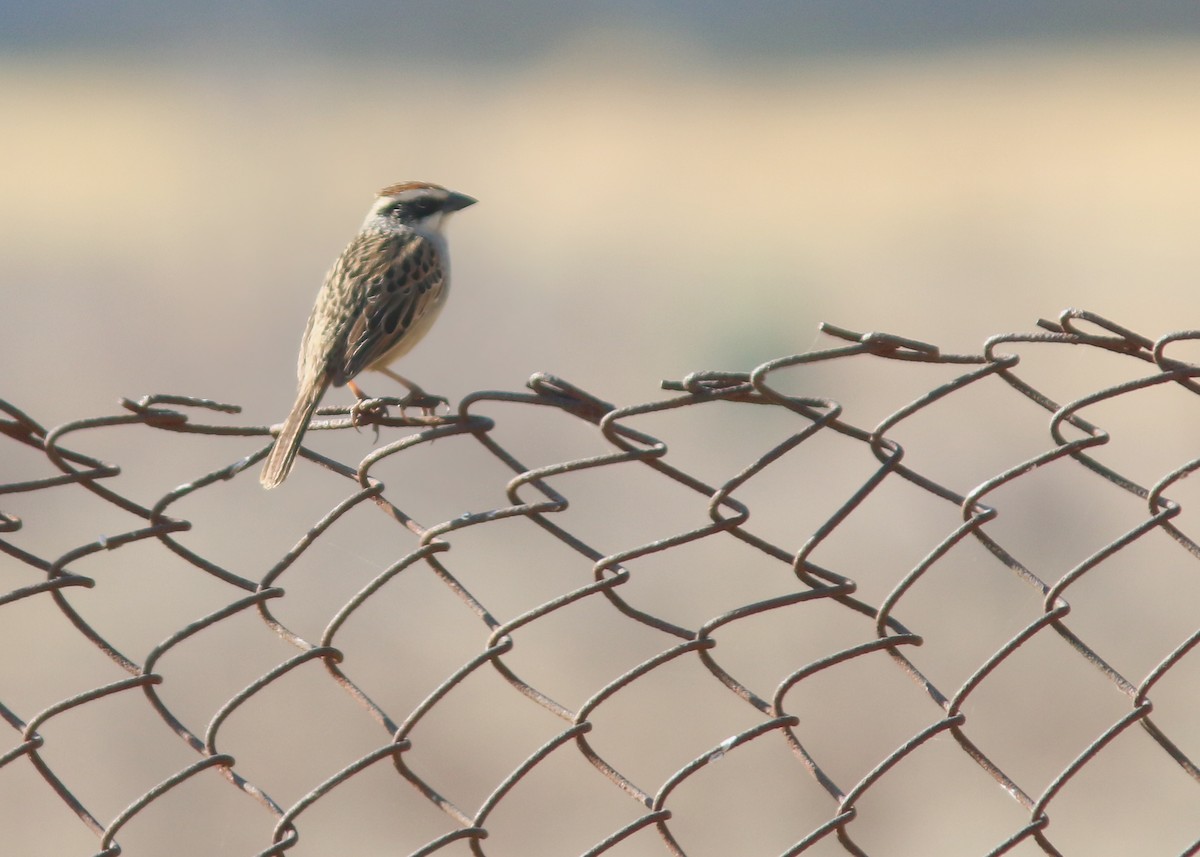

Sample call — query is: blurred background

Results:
[3,1,1199,426]
[4,3,1200,856]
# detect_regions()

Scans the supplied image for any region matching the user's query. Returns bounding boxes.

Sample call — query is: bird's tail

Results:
[260,379,327,489]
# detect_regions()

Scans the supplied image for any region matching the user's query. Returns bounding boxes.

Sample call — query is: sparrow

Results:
[259,181,476,488]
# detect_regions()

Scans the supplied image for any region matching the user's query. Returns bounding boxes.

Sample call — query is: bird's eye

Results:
[408,197,440,218]
[383,196,441,222]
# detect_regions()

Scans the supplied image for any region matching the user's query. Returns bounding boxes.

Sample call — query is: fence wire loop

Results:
[819,322,942,358]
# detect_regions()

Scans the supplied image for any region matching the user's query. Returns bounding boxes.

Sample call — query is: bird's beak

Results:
[444,191,477,212]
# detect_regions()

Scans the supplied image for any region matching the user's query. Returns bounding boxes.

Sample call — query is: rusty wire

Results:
[3,308,1200,856]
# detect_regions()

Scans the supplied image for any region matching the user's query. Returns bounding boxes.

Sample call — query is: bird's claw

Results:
[402,391,450,418]
[349,397,390,442]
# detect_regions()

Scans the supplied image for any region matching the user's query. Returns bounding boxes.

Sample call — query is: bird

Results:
[259,181,476,489]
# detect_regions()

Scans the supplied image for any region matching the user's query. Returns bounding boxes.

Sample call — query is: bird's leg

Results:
[377,368,448,416]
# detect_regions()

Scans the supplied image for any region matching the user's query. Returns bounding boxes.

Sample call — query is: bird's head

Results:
[364,181,476,235]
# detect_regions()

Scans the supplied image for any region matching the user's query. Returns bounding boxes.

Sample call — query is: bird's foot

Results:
[400,390,449,418]
[349,397,390,442]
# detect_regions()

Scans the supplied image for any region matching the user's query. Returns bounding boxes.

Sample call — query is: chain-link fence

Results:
[3,309,1199,856]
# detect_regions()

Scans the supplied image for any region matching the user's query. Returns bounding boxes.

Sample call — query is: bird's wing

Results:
[295,230,446,387]
[331,231,447,385]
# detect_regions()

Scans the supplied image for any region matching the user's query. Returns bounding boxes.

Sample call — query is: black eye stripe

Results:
[388,196,441,219]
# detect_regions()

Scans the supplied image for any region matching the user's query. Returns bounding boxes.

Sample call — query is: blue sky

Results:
[4,1,1198,62]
